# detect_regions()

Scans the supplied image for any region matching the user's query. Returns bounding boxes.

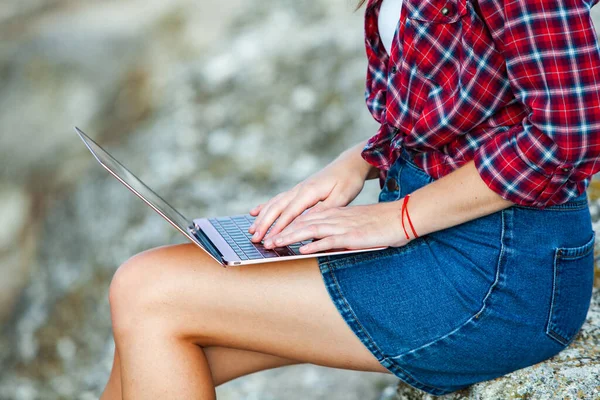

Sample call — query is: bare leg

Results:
[100,348,122,400]
[203,346,302,386]
[100,345,301,399]
[108,244,392,399]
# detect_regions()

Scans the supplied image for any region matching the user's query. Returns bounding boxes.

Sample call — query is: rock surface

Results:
[0,185,34,323]
[0,0,395,398]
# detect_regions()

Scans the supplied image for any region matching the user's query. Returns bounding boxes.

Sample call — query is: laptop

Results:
[75,127,387,266]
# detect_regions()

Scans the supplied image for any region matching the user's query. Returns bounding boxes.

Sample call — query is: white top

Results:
[378,0,403,54]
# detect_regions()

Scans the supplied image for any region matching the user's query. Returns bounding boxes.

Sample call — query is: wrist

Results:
[400,194,419,241]
[397,189,431,240]
[380,201,413,246]
[392,160,515,240]
[335,140,377,182]
[385,195,422,245]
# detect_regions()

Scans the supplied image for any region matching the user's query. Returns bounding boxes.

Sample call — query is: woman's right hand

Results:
[248,143,376,244]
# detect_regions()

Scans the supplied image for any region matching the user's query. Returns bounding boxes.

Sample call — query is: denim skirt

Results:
[316,147,596,395]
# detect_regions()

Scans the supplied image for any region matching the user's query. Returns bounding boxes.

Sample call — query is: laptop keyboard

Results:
[208,215,313,260]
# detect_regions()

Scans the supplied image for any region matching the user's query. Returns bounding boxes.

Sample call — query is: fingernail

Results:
[252,232,260,240]
[264,239,272,247]
[275,237,283,245]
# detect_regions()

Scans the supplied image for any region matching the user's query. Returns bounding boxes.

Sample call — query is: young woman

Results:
[100,0,600,397]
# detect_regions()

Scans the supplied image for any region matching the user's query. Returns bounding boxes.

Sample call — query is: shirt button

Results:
[386,177,400,191]
[561,167,572,172]
[390,66,398,74]
[441,7,450,15]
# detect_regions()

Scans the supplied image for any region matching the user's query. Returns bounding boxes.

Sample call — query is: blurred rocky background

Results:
[0,0,599,399]
[0,0,396,398]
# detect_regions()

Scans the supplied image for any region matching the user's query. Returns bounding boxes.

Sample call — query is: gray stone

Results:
[0,0,385,398]
[0,185,30,249]
[0,0,246,185]
[0,185,35,323]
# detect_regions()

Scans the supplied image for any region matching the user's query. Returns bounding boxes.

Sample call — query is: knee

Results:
[108,249,171,338]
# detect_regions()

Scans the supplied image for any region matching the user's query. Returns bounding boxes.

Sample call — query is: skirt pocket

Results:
[545,231,596,346]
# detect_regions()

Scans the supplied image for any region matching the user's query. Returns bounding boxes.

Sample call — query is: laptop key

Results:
[258,248,278,257]
[273,247,294,257]
[261,252,279,258]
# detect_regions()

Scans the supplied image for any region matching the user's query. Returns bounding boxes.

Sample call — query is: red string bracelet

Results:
[401,194,419,240]
[401,196,410,240]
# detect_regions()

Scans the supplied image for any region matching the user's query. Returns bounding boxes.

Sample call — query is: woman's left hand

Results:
[262,201,411,254]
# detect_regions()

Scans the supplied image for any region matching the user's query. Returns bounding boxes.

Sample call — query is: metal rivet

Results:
[441,7,449,15]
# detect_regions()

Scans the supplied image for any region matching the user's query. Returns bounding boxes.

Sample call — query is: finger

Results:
[272,210,338,240]
[263,222,342,249]
[305,202,325,215]
[249,203,266,217]
[251,194,293,242]
[305,197,340,214]
[299,235,344,254]
[285,206,342,227]
[250,192,287,232]
[263,190,326,240]
[269,208,347,239]
[249,197,278,234]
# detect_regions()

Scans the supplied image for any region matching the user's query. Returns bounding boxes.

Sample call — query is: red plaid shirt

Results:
[361,0,600,208]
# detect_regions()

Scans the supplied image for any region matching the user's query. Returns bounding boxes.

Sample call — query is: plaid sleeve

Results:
[473,0,600,208]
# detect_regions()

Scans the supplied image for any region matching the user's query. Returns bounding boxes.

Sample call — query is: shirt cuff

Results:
[472,127,576,209]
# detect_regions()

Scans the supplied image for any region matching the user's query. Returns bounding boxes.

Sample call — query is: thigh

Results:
[114,243,392,374]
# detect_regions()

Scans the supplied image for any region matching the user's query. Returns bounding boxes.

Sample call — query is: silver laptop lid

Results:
[75,127,221,263]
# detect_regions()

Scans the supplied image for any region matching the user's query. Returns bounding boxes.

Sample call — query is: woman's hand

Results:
[249,141,377,243]
[261,201,409,253]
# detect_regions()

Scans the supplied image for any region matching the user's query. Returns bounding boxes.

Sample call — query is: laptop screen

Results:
[75,128,192,235]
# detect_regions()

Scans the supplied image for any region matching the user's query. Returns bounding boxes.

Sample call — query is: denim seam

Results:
[379,362,459,396]
[389,207,509,361]
[318,238,428,270]
[546,231,595,345]
[556,232,596,260]
[545,248,569,346]
[544,237,595,346]
[512,200,589,211]
[323,266,443,393]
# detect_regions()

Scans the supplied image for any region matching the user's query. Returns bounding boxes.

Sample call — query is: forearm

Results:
[266,156,517,253]
[401,159,515,238]
[334,139,380,181]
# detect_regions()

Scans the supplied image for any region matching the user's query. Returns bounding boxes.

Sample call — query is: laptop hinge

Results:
[189,224,224,262]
